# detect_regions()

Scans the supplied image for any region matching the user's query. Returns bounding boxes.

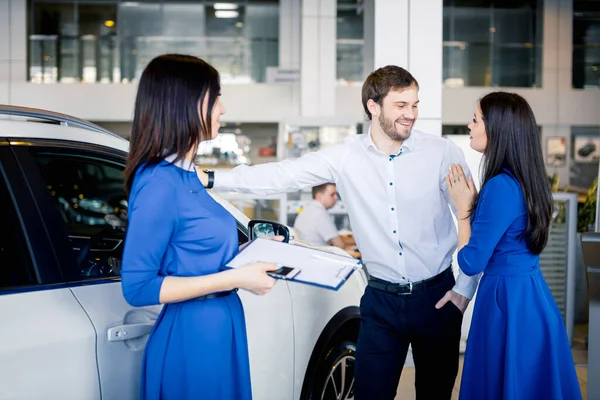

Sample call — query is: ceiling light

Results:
[214,3,238,10]
[215,10,239,18]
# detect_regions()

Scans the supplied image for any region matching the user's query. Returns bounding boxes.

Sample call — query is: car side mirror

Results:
[248,219,291,243]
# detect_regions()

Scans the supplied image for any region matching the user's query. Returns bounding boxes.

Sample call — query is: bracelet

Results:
[203,170,214,189]
[202,170,214,189]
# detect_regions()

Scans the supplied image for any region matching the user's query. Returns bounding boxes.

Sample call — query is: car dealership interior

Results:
[1,0,599,399]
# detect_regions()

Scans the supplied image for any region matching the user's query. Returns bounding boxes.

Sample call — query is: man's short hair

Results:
[312,183,335,199]
[361,65,419,120]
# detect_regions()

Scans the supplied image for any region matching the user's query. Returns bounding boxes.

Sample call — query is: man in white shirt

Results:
[198,65,478,399]
[293,183,345,248]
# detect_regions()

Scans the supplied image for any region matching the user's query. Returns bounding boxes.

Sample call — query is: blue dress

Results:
[457,171,582,400]
[121,159,252,400]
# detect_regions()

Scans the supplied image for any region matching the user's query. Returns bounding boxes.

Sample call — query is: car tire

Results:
[306,340,356,400]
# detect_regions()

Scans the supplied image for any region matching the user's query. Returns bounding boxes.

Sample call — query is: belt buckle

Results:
[399,281,413,296]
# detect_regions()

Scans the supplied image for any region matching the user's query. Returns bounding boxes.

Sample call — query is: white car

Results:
[0,106,366,400]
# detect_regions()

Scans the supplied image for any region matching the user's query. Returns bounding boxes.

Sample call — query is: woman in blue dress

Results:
[120,54,279,400]
[446,91,582,400]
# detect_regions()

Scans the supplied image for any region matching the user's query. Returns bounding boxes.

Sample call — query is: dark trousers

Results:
[354,268,463,400]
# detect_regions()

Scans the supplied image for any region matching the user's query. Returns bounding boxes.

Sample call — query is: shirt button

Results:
[389,182,393,186]
[399,252,403,256]
[402,277,406,280]
[393,230,397,234]
[391,207,395,211]
[389,157,393,161]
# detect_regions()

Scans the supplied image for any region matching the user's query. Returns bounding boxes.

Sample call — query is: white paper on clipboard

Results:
[226,238,362,290]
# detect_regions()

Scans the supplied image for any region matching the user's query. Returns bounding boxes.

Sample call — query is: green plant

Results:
[548,172,568,225]
[548,172,565,193]
[577,177,597,232]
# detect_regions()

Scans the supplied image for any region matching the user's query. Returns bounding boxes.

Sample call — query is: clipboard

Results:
[226,238,363,291]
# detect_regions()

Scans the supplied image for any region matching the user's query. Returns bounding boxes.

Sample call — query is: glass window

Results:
[31,150,128,280]
[30,1,75,83]
[573,1,600,89]
[443,0,543,88]
[336,5,364,85]
[570,126,600,190]
[28,0,280,84]
[0,170,36,290]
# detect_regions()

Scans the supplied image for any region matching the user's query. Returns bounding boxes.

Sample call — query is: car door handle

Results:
[107,323,154,342]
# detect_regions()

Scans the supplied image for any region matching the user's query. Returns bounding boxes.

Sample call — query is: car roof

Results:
[0,119,130,153]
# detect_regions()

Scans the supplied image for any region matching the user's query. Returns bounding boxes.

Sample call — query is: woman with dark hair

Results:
[446,91,582,399]
[121,54,279,400]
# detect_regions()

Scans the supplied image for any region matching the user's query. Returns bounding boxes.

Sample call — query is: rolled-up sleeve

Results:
[121,175,176,307]
[214,143,347,196]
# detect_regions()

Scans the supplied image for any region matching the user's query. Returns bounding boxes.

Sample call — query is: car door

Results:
[230,225,296,399]
[11,140,161,400]
[0,144,101,399]
[14,139,296,399]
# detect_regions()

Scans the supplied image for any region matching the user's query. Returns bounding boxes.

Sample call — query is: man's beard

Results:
[379,111,413,141]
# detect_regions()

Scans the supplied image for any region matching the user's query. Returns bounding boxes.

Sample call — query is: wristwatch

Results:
[203,170,214,189]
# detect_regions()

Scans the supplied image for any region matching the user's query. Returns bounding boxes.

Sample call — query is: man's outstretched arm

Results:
[198,144,348,197]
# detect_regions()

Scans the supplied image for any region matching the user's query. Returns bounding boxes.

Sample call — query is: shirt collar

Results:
[310,199,327,210]
[364,125,415,156]
[163,154,196,172]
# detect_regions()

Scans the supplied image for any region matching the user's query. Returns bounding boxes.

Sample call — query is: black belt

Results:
[368,267,453,296]
[193,288,238,301]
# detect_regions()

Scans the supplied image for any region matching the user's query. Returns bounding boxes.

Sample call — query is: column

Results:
[363,0,443,136]
[279,0,301,70]
[542,0,573,95]
[0,0,27,105]
[0,0,11,104]
[300,0,336,117]
[541,0,574,185]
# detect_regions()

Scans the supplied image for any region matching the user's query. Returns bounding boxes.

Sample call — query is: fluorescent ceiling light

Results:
[214,3,238,10]
[215,10,239,18]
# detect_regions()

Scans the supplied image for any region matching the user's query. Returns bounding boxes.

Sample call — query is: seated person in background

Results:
[294,183,345,249]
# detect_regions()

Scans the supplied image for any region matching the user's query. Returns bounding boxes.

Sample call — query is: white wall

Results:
[7,82,301,123]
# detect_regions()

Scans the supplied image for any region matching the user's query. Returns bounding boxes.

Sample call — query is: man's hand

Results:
[435,290,469,313]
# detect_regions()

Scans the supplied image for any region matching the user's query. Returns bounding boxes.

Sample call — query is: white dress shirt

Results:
[293,200,340,247]
[214,129,479,299]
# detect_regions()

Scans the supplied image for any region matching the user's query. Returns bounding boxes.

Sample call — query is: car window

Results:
[29,148,248,281]
[31,151,128,280]
[0,169,36,290]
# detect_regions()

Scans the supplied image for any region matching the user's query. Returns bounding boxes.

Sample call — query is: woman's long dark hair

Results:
[472,92,553,254]
[124,54,221,194]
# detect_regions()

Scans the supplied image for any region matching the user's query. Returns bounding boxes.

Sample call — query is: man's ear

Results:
[367,99,380,118]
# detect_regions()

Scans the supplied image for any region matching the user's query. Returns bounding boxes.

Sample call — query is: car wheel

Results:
[308,340,356,400]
